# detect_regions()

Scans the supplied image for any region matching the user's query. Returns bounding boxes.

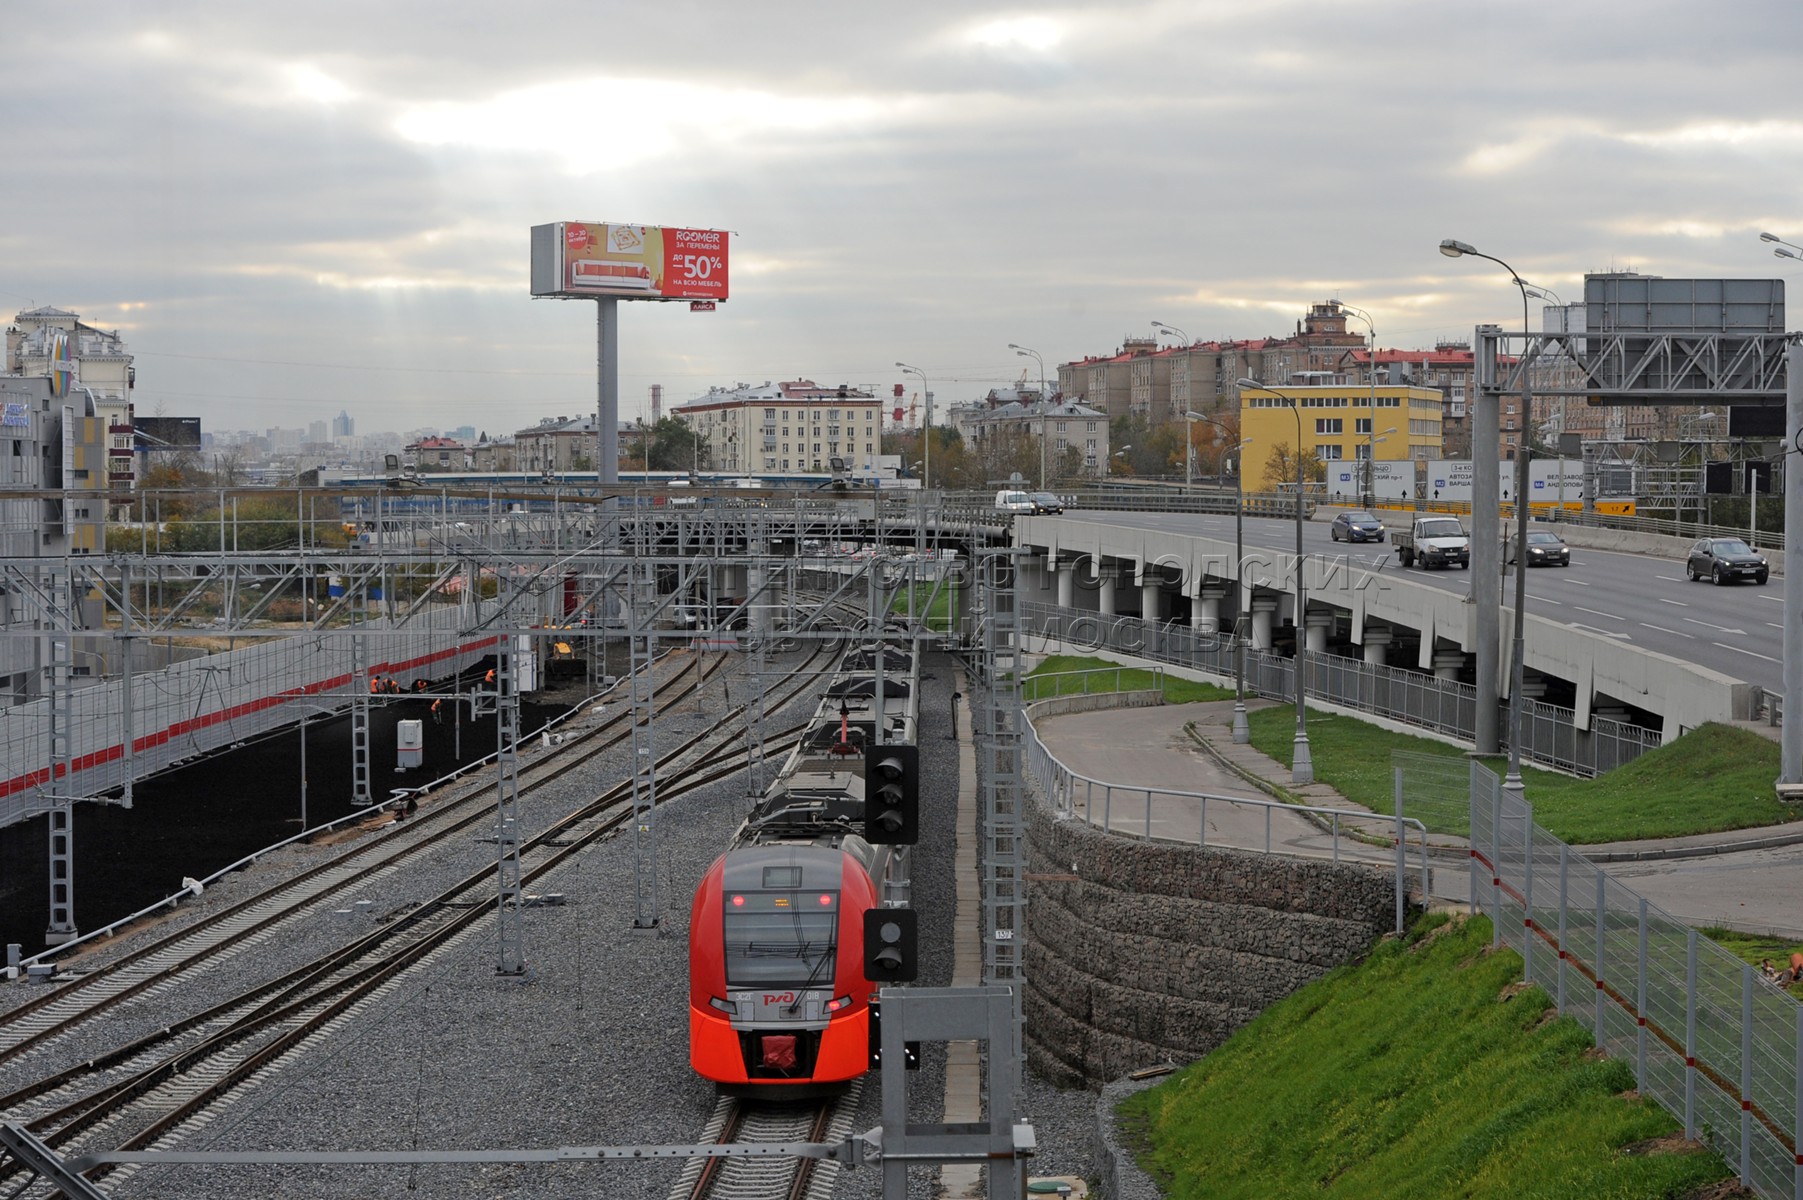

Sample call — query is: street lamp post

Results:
[896,363,930,488]
[1336,304,1387,509]
[1363,426,1397,510]
[1439,238,1537,799]
[1187,410,1252,741]
[1236,378,1313,784]
[1009,344,1050,488]
[1763,236,1803,786]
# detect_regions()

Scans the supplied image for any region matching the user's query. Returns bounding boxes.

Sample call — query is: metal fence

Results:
[1021,688,1429,933]
[1443,751,1803,1199]
[1018,600,1663,778]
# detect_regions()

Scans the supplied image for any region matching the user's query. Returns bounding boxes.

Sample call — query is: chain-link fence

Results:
[1437,752,1802,1198]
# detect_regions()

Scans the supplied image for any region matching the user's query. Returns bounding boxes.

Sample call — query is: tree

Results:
[640,418,706,472]
[1261,442,1324,491]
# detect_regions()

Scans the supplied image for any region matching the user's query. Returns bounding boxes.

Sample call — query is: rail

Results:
[1020,679,1429,931]
[11,676,624,973]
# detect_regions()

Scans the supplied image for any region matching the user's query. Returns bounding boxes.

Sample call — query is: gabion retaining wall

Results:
[1024,792,1397,1089]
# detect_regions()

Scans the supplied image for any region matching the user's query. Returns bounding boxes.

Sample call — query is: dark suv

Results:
[1686,537,1768,585]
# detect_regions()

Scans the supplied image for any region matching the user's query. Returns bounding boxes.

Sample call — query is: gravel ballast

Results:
[2,647,1107,1200]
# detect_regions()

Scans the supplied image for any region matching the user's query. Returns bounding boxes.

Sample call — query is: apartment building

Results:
[674,380,881,475]
[514,416,599,473]
[1239,382,1443,490]
[962,399,1110,480]
[1340,344,1477,458]
[0,375,108,702]
[6,307,135,516]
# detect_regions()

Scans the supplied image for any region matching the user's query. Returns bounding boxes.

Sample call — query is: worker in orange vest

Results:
[369,677,382,695]
[431,698,444,725]
[484,667,496,687]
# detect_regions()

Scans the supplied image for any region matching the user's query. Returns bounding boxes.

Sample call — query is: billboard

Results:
[1426,458,1631,508]
[1324,460,1415,502]
[136,416,202,450]
[530,222,729,301]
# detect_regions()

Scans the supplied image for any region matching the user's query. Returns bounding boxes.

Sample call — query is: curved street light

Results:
[895,362,930,488]
[1335,302,1385,507]
[1440,238,1536,799]
[1236,377,1313,784]
[1187,409,1253,743]
[1151,320,1190,345]
[1009,344,1051,487]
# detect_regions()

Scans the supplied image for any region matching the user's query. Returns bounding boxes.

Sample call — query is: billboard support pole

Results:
[597,298,619,488]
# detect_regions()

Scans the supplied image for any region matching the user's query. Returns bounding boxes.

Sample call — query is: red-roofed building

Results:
[1340,343,1478,457]
[404,435,467,472]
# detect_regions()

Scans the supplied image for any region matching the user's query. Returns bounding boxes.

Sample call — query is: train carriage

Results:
[688,639,920,1094]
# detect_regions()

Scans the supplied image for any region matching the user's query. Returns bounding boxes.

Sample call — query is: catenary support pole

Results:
[1784,342,1802,784]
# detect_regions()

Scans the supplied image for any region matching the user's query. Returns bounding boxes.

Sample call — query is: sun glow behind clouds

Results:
[395,78,894,171]
[966,15,1066,54]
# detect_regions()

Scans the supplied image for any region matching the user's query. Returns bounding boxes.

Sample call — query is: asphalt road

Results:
[1056,510,1785,694]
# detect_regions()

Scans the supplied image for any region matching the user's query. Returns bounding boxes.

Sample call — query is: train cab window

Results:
[723,890,839,987]
[763,866,802,889]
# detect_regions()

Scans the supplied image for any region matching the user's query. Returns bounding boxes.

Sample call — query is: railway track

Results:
[0,694,829,1193]
[2,730,809,1192]
[0,648,727,1069]
[674,1086,860,1200]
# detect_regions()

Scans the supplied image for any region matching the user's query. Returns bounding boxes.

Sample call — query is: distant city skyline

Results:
[7,2,1798,432]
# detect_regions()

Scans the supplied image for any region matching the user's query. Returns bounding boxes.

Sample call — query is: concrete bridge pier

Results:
[1361,623,1391,666]
[1433,649,1466,682]
[1305,609,1333,655]
[1192,583,1226,633]
[1056,561,1075,609]
[1141,580,1163,624]
[1250,595,1277,650]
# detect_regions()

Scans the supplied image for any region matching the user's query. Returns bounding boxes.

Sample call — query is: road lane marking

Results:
[1639,623,1691,638]
[1761,594,1785,603]
[1656,598,1689,607]
[1568,623,1630,639]
[1573,606,1623,620]
[1568,579,1590,586]
[1683,617,1747,635]
[1714,641,1781,664]
[1655,575,1686,583]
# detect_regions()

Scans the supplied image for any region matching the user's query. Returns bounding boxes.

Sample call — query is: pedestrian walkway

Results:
[1032,692,1803,937]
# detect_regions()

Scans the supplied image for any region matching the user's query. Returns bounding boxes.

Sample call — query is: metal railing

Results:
[1438,750,1803,1200]
[1022,681,1429,932]
[1018,601,1662,778]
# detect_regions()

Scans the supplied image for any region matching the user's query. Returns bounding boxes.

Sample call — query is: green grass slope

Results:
[1118,914,1733,1200]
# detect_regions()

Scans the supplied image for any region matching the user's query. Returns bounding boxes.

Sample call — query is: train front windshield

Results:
[722,889,840,987]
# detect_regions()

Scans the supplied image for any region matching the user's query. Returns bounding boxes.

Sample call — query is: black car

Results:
[1028,492,1066,515]
[1329,510,1386,543]
[1686,537,1769,585]
[1503,530,1571,567]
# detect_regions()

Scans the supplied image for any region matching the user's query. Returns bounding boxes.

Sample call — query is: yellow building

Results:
[1238,384,1443,491]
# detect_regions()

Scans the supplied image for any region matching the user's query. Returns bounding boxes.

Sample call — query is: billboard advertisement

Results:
[530,222,729,301]
[136,416,202,450]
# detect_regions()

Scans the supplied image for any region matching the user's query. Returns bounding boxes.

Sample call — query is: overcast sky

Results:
[8,1,1800,437]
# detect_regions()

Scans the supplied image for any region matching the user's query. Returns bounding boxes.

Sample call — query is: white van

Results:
[994,490,1035,514]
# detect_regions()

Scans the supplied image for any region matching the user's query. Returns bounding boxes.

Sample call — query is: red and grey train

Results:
[689,641,919,1093]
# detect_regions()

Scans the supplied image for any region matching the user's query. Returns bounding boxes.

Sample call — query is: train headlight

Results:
[708,996,734,1013]
[825,994,853,1013]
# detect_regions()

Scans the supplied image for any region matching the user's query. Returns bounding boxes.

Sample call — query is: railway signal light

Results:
[864,744,919,844]
[864,906,917,982]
